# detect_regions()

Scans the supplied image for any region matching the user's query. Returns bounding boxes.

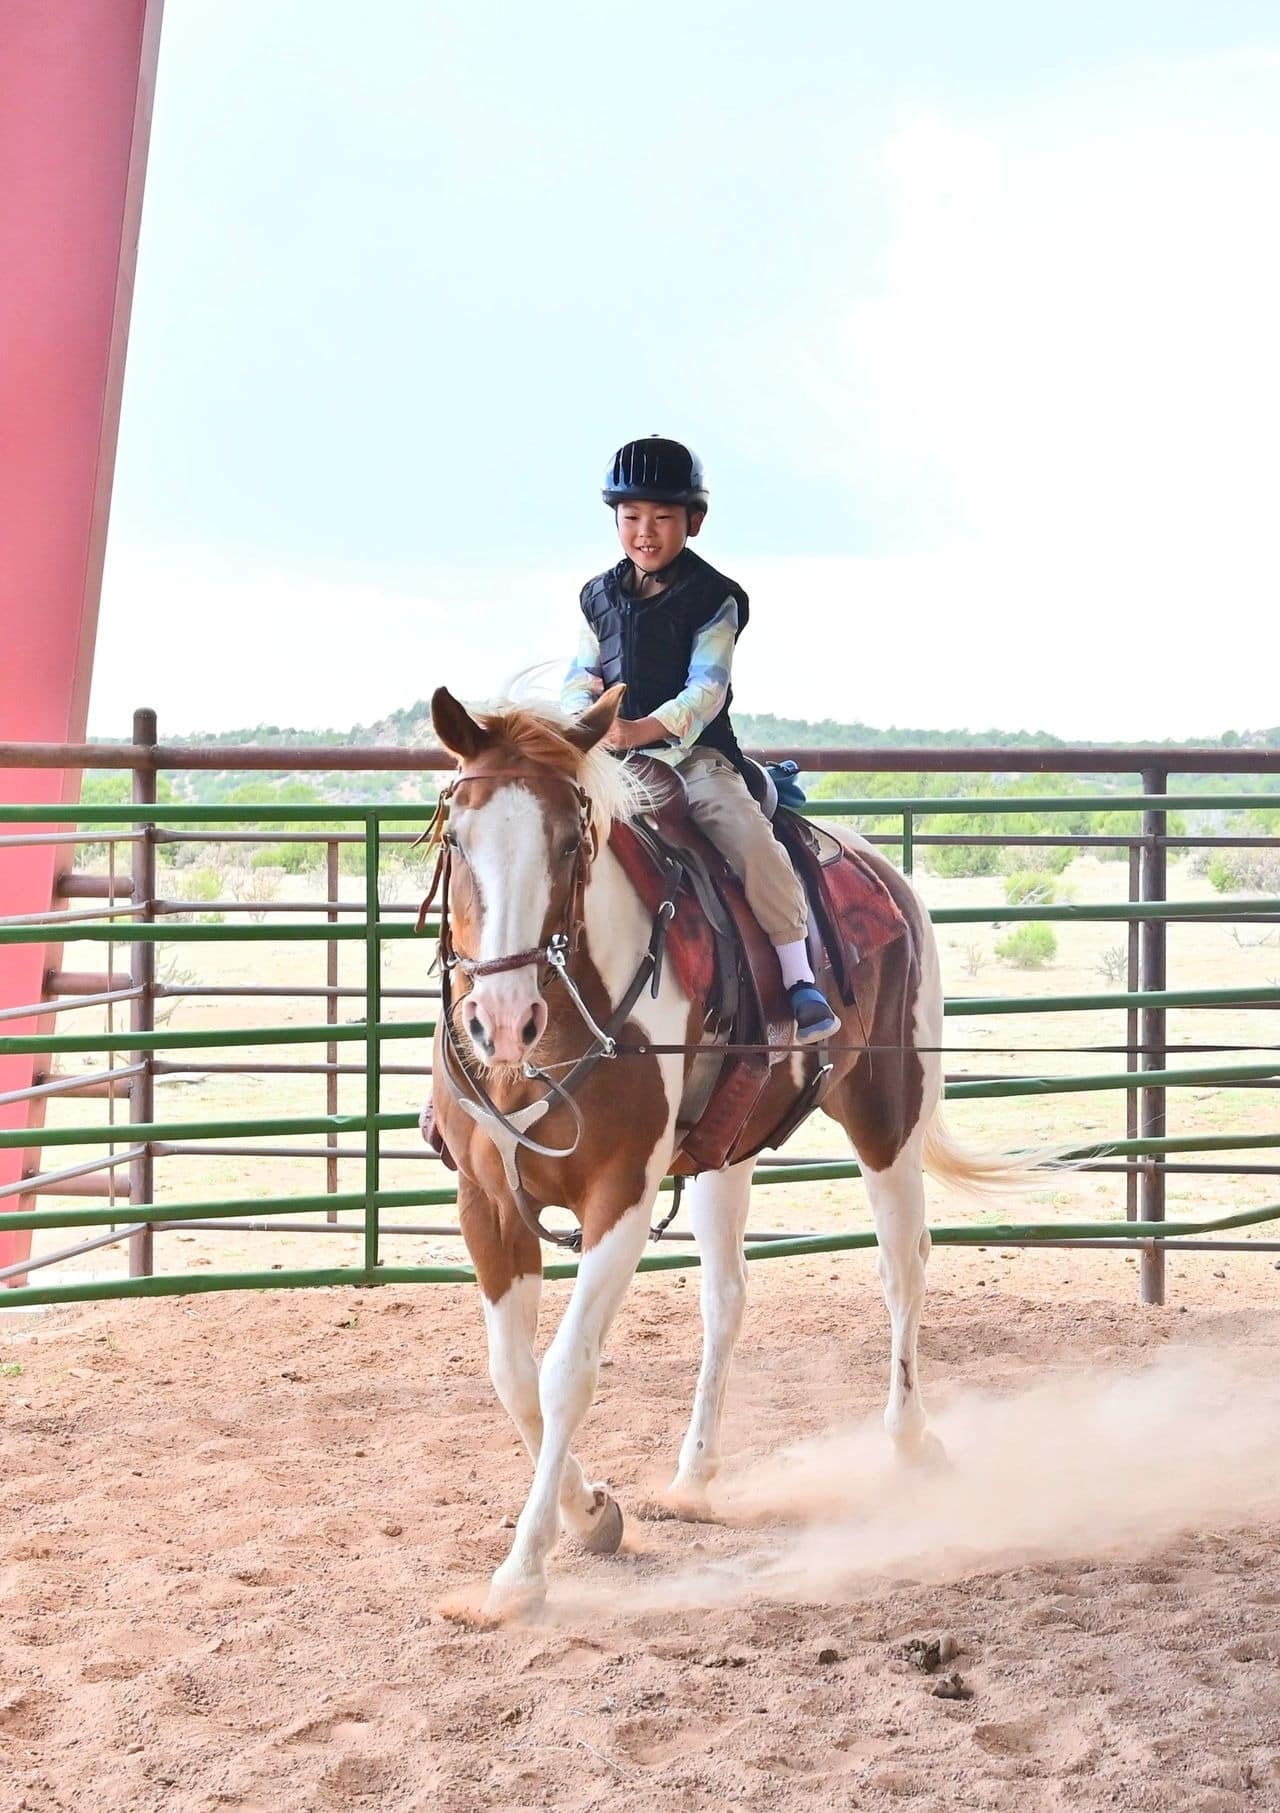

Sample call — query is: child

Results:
[561,434,839,1043]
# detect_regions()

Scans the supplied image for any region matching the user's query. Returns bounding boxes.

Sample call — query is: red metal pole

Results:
[0,0,165,1281]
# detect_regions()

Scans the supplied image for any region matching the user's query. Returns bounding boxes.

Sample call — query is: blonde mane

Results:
[473,702,659,837]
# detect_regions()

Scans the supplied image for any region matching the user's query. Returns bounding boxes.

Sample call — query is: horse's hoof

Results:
[897,1429,950,1473]
[435,1579,541,1628]
[440,1572,547,1627]
[485,1580,547,1624]
[577,1487,625,1556]
[657,1478,720,1524]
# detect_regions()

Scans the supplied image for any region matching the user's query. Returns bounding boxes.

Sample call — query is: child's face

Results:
[615,502,701,575]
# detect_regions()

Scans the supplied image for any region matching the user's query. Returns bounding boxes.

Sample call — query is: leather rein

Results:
[417,767,683,1251]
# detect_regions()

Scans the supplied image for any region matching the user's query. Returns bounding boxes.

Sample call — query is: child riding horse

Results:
[562,434,839,1044]
[423,684,1010,1621]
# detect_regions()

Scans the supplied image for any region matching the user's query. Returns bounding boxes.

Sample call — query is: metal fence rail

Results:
[2,719,1279,1309]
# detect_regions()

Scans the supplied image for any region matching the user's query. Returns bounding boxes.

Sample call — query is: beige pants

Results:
[677,748,808,945]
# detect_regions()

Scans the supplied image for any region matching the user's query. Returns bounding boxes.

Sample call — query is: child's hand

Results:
[605,716,665,752]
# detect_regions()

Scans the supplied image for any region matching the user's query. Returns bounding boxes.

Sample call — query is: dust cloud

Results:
[554,1332,1280,1618]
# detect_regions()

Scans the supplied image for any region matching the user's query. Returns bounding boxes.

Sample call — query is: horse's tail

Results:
[921,1107,1079,1199]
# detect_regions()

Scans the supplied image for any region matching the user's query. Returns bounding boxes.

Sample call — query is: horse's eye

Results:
[562,839,581,860]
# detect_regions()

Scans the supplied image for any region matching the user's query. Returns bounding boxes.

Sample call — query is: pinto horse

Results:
[424,684,1008,1619]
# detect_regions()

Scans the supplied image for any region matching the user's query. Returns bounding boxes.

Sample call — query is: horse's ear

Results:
[564,683,625,752]
[431,687,491,763]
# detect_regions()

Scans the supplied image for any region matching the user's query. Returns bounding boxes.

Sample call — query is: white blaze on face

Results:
[458,783,552,1062]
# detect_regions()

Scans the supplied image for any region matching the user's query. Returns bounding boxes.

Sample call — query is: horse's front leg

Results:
[485,1186,654,1619]
[459,1180,607,1544]
[665,1157,754,1514]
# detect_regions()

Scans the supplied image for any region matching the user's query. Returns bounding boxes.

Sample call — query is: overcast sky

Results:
[91,1,1280,740]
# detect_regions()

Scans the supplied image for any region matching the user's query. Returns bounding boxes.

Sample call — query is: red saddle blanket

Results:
[793,822,910,999]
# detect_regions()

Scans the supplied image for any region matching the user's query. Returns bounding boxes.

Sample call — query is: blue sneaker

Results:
[787,981,839,1045]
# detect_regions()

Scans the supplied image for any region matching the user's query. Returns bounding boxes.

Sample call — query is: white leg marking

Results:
[668,1158,754,1506]
[859,877,945,1459]
[487,1198,654,1610]
[482,1274,543,1460]
[481,1275,619,1534]
[862,1133,934,1455]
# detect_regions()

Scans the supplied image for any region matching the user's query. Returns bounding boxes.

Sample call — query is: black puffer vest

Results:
[579,549,750,769]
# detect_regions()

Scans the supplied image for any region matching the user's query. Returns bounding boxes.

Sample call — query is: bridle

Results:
[417,766,598,967]
[416,764,682,1250]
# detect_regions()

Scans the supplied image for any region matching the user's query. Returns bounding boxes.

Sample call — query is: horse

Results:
[423,683,1013,1620]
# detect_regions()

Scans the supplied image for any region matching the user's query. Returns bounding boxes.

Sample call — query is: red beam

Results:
[0,1,165,1281]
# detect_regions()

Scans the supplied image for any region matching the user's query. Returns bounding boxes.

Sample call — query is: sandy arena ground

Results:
[4,1252,1280,1813]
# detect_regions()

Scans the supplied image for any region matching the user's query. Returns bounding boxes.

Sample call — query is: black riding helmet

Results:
[602,436,708,512]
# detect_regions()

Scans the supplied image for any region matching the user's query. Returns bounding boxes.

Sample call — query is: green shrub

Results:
[77,773,175,866]
[1092,807,1188,861]
[1003,870,1058,906]
[187,867,221,901]
[998,844,1075,876]
[167,864,223,924]
[222,780,329,876]
[926,842,1003,878]
[1205,849,1280,893]
[271,839,325,875]
[995,923,1057,968]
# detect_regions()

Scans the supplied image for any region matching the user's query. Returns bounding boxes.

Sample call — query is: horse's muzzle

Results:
[461,988,548,1066]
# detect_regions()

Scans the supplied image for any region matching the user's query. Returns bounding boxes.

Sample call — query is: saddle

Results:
[609,760,907,1172]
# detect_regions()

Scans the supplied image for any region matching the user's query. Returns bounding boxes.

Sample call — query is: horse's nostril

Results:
[521,1013,539,1046]
[468,1015,485,1043]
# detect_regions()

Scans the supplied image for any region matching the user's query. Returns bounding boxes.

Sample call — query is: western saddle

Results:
[607,758,906,1173]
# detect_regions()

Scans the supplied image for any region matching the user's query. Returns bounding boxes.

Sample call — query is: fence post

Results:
[1125,841,1141,1224]
[326,836,339,1220]
[363,812,380,1276]
[901,810,914,877]
[1139,764,1167,1304]
[128,707,156,1277]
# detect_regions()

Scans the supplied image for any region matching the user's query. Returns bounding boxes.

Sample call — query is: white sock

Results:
[775,938,814,989]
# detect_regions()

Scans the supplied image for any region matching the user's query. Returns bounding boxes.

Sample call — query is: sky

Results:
[91,1,1280,740]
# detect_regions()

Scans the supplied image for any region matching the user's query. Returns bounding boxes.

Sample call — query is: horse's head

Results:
[429,684,626,1066]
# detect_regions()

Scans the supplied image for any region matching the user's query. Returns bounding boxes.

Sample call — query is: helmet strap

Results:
[629,548,685,595]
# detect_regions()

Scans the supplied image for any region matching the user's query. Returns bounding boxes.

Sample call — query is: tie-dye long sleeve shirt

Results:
[560,596,739,766]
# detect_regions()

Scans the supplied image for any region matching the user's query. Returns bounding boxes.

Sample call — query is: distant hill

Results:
[323,700,1280,756]
[143,695,1280,757]
[86,705,1280,808]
